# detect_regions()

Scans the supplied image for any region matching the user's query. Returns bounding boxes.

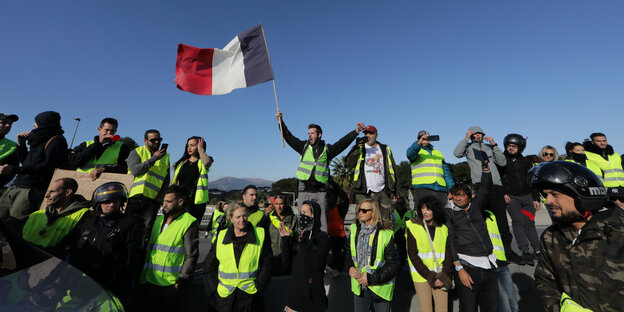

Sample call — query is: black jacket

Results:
[498,152,539,199]
[346,142,399,196]
[279,119,358,192]
[344,222,400,302]
[13,130,67,190]
[68,136,130,173]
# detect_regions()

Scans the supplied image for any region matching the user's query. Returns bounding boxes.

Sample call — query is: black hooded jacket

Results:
[498,152,539,199]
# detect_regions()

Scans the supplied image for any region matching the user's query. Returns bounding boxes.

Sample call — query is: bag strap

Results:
[44,135,60,151]
[422,218,441,273]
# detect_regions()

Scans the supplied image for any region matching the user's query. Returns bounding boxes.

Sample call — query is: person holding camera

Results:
[346,125,398,223]
[407,130,454,208]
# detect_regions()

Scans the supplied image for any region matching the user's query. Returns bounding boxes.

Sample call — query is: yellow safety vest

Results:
[560,292,592,312]
[484,210,507,261]
[349,223,395,301]
[405,221,448,282]
[172,160,209,204]
[22,208,89,248]
[411,149,446,187]
[0,137,17,162]
[392,210,413,233]
[248,209,265,227]
[296,144,329,184]
[215,226,265,298]
[565,159,602,182]
[585,151,624,187]
[128,146,170,199]
[269,213,293,235]
[210,209,225,244]
[141,213,196,286]
[76,141,123,173]
[352,145,396,184]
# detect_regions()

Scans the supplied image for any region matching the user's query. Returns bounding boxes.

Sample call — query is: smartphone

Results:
[427,135,440,141]
[161,143,168,151]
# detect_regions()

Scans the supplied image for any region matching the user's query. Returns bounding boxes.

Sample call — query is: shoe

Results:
[508,251,525,266]
[521,252,535,266]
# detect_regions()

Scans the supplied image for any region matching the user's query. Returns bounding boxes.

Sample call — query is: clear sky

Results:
[2,1,623,181]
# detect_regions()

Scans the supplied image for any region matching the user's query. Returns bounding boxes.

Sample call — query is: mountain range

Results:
[208,176,274,191]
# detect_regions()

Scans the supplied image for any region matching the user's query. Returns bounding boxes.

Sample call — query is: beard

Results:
[551,209,584,225]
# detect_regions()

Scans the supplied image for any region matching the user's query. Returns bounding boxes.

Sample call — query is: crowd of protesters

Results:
[0,110,622,312]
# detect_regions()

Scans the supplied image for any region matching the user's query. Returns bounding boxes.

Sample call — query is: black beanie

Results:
[35,111,61,128]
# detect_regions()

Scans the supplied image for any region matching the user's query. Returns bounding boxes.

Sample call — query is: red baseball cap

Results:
[363,125,377,133]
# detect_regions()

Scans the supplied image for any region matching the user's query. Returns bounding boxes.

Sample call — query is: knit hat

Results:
[35,111,61,128]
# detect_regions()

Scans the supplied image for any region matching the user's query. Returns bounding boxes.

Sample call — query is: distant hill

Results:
[208,176,273,191]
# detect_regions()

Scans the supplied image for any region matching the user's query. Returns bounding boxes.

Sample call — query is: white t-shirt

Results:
[364,144,385,193]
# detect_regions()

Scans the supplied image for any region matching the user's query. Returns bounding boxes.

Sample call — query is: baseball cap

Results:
[417,130,429,139]
[0,114,18,123]
[363,125,377,133]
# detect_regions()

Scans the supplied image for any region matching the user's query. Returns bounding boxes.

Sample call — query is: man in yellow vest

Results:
[22,178,91,255]
[140,185,199,311]
[276,110,364,232]
[407,130,455,208]
[68,117,130,181]
[126,129,170,230]
[241,185,270,231]
[0,113,19,191]
[346,125,398,223]
[583,132,624,188]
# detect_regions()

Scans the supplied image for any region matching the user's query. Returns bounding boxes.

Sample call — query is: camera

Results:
[356,137,367,146]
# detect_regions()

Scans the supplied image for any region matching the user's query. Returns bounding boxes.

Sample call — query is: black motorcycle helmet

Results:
[92,182,128,209]
[529,161,606,215]
[503,133,526,154]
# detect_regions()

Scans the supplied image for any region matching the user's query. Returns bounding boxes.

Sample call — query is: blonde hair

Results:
[226,201,247,223]
[354,199,386,228]
[539,145,559,162]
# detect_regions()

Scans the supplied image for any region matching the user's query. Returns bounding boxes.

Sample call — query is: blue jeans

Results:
[497,265,518,312]
[353,288,390,312]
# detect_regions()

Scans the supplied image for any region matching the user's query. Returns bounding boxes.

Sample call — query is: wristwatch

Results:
[455,264,463,272]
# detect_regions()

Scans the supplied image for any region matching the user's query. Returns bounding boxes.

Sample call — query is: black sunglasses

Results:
[358,208,373,214]
[543,153,555,157]
[148,138,163,143]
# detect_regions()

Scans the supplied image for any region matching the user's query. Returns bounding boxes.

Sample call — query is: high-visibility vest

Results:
[560,292,592,312]
[393,210,413,233]
[142,213,196,286]
[128,146,170,199]
[410,149,446,187]
[215,225,265,298]
[405,221,448,282]
[210,209,225,244]
[172,160,209,204]
[352,145,396,184]
[585,151,624,187]
[0,137,17,162]
[269,213,293,236]
[76,140,123,173]
[349,223,395,301]
[327,205,345,237]
[484,210,507,262]
[565,159,602,182]
[22,208,89,248]
[248,209,265,227]
[296,144,329,184]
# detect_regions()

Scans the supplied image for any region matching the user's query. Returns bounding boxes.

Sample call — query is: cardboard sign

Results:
[39,169,135,210]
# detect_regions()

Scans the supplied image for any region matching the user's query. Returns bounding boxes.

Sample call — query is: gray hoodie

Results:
[453,126,506,185]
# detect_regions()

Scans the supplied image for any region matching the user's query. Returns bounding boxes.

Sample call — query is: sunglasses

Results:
[358,208,373,214]
[543,153,554,157]
[148,138,163,143]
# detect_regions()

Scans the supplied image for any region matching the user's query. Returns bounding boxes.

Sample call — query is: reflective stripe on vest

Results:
[76,141,123,173]
[349,223,395,301]
[405,221,448,282]
[142,213,196,286]
[269,213,293,235]
[296,144,329,184]
[248,209,265,227]
[216,226,265,297]
[393,210,413,233]
[0,137,17,162]
[410,149,446,187]
[565,159,603,182]
[353,145,396,184]
[484,210,507,262]
[560,292,592,312]
[172,160,210,204]
[22,208,89,248]
[585,151,624,187]
[128,146,170,199]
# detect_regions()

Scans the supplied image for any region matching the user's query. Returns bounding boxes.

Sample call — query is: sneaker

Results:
[508,251,525,266]
[522,252,535,266]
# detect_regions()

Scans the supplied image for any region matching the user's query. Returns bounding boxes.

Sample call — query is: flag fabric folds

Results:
[175,24,274,95]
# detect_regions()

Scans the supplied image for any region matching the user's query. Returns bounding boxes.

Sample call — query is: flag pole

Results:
[260,23,285,147]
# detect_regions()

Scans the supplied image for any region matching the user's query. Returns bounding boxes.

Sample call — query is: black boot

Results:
[522,252,535,266]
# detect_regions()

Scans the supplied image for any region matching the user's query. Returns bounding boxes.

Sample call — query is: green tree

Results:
[121,136,139,150]
[395,161,412,198]
[331,155,353,189]
[271,177,298,196]
[448,161,472,184]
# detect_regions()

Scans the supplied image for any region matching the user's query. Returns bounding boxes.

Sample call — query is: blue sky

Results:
[1,1,623,181]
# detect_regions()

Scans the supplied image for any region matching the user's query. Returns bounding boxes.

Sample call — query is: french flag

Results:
[175,25,274,95]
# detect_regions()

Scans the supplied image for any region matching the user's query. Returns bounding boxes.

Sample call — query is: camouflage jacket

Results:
[534,208,624,312]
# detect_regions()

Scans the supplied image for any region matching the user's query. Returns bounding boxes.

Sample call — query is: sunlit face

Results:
[472,132,483,142]
[357,202,374,223]
[45,180,69,207]
[572,145,585,154]
[162,193,183,215]
[308,128,321,144]
[231,207,248,231]
[97,123,117,138]
[543,189,581,224]
[421,205,433,223]
[144,132,162,152]
[543,148,556,162]
[0,120,13,137]
[452,191,470,209]
[506,143,519,155]
[100,198,121,216]
[187,139,198,157]
[242,188,257,207]
[274,198,285,215]
[300,203,314,218]
[364,131,378,145]
[592,136,608,149]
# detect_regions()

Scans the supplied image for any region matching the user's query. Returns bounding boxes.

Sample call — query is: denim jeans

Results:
[497,265,518,312]
[353,288,390,312]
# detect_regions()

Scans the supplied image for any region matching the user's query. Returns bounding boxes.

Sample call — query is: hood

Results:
[35,111,62,129]
[583,140,614,156]
[299,201,322,233]
[47,194,91,217]
[469,126,484,135]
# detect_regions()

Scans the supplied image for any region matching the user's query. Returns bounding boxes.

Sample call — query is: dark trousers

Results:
[215,289,262,312]
[139,283,180,312]
[474,184,514,255]
[328,235,347,271]
[126,196,160,232]
[187,203,206,224]
[455,265,499,312]
[394,228,407,266]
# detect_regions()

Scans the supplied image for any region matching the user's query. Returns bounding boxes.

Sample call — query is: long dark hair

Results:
[415,196,446,225]
[174,136,206,168]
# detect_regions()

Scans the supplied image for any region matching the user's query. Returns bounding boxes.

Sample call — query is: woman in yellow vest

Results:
[564,142,603,180]
[406,196,453,312]
[203,201,272,312]
[172,136,213,222]
[346,199,399,312]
